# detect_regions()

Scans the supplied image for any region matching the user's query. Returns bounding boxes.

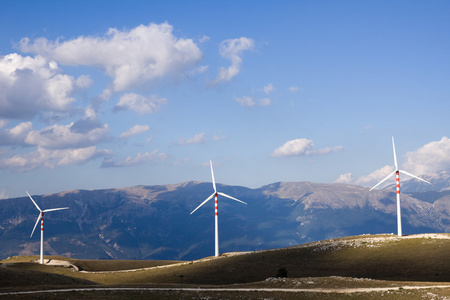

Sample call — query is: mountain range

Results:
[0,170,449,261]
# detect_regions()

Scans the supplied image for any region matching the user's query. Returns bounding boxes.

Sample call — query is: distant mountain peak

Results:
[2,173,450,261]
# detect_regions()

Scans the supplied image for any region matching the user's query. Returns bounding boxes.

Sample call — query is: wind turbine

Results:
[369,137,430,237]
[190,160,247,257]
[27,191,69,264]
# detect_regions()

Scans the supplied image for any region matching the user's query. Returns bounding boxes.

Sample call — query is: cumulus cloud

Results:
[188,65,208,77]
[20,23,202,91]
[236,83,275,108]
[213,131,227,141]
[119,124,150,139]
[272,138,343,157]
[335,164,398,187]
[234,96,255,107]
[342,165,397,188]
[0,188,8,200]
[114,93,166,114]
[25,111,109,149]
[264,83,275,95]
[178,132,206,145]
[215,37,254,83]
[289,86,299,93]
[403,136,450,175]
[0,53,89,119]
[337,164,420,188]
[0,107,111,171]
[0,122,32,146]
[0,146,110,171]
[334,172,354,184]
[199,35,210,43]
[260,98,271,106]
[100,150,168,168]
[357,165,396,185]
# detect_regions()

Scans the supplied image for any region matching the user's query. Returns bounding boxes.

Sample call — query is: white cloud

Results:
[189,65,208,76]
[403,136,450,175]
[289,86,299,93]
[213,131,227,141]
[119,124,150,139]
[75,74,92,88]
[337,165,397,188]
[259,98,271,106]
[334,172,354,184]
[115,93,166,114]
[0,146,110,171]
[172,158,190,166]
[178,132,206,145]
[0,122,32,146]
[272,138,343,157]
[215,37,254,83]
[198,65,208,73]
[199,35,210,43]
[0,53,87,119]
[234,96,255,107]
[25,119,109,149]
[101,150,168,168]
[264,83,275,95]
[20,23,202,91]
[356,165,395,186]
[98,89,113,102]
[0,188,8,200]
[235,95,271,107]
[0,106,111,171]
[9,122,32,137]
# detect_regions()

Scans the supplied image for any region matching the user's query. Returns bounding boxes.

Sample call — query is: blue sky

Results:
[1,0,450,199]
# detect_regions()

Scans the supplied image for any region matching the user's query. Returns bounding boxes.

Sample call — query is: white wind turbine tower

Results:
[27,191,69,264]
[190,160,247,257]
[369,137,430,237]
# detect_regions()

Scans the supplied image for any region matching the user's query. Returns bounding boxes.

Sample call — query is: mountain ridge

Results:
[0,173,449,261]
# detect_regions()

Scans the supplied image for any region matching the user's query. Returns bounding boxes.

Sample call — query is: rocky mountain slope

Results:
[0,176,449,261]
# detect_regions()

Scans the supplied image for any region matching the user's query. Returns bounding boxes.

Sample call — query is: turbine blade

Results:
[30,214,41,238]
[392,137,398,171]
[369,171,396,191]
[217,192,247,205]
[210,160,217,193]
[26,191,41,212]
[43,207,69,213]
[399,170,431,184]
[190,193,215,215]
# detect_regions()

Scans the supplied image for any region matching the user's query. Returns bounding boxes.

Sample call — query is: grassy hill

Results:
[2,233,450,287]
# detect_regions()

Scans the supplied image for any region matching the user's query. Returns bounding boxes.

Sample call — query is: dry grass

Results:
[1,233,450,299]
[71,259,180,271]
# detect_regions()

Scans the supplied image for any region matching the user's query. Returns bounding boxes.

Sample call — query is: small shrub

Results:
[276,267,287,278]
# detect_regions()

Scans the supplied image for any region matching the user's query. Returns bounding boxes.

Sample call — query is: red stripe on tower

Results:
[215,195,218,216]
[41,213,44,231]
[396,171,400,194]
